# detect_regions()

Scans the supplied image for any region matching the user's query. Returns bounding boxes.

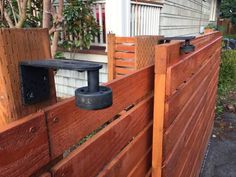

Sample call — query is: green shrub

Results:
[218,50,236,96]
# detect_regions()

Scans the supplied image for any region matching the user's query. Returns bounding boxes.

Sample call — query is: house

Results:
[55,0,220,98]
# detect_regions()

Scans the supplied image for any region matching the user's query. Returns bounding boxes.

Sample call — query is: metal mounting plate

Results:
[20,65,50,105]
[20,59,103,105]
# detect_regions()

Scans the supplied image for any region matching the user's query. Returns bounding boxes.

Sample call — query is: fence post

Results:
[0,29,56,126]
[152,44,169,177]
[107,33,116,81]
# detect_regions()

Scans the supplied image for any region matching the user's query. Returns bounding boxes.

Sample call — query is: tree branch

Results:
[51,0,64,57]
[8,0,17,25]
[15,0,28,28]
[0,2,14,28]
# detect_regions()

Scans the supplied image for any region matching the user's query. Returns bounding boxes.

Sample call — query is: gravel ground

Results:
[200,111,236,177]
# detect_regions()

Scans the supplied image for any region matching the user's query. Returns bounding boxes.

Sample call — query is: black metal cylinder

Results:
[87,70,99,93]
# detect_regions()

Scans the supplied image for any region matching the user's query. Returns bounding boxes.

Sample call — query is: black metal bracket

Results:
[19,59,113,110]
[160,36,196,54]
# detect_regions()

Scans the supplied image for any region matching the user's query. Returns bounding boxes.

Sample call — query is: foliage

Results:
[220,0,236,25]
[62,0,100,49]
[224,34,236,39]
[218,50,236,96]
[205,23,217,30]
[216,50,236,116]
[0,0,42,28]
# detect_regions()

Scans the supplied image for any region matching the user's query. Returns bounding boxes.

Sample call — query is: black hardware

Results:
[19,59,113,110]
[160,36,196,54]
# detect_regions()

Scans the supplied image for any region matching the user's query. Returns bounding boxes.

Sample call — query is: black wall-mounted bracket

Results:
[160,36,196,54]
[19,59,113,110]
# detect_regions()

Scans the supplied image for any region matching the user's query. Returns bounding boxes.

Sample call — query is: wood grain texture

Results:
[115,44,135,52]
[39,172,52,177]
[166,36,222,95]
[0,111,49,177]
[116,67,136,75]
[108,34,162,80]
[164,49,220,129]
[115,59,135,68]
[115,52,135,60]
[97,123,153,177]
[152,45,169,177]
[157,31,222,177]
[163,67,219,177]
[128,148,152,177]
[51,96,153,177]
[0,28,56,126]
[115,37,135,44]
[107,34,116,81]
[45,65,154,159]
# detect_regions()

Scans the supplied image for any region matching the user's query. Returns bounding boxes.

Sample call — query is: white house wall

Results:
[55,53,108,98]
[55,0,217,98]
[160,0,213,36]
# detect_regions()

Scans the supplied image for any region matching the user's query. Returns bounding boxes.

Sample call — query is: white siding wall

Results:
[55,53,108,98]
[160,0,213,36]
[55,0,217,98]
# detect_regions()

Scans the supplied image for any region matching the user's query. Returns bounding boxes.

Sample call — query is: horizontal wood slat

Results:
[164,50,220,129]
[163,66,220,177]
[127,148,152,177]
[115,52,135,59]
[115,60,135,68]
[0,112,49,177]
[97,123,153,177]
[115,37,135,44]
[45,65,154,159]
[177,87,217,177]
[116,67,136,75]
[166,36,222,95]
[40,172,52,177]
[192,31,221,50]
[51,96,153,177]
[115,44,135,52]
[152,31,222,177]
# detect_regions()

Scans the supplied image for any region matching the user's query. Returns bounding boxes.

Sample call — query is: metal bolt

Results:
[29,127,36,133]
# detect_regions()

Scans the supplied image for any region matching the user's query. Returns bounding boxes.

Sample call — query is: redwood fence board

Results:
[166,36,222,95]
[165,48,221,129]
[0,29,56,126]
[51,96,153,177]
[162,66,220,177]
[0,31,222,177]
[108,34,163,81]
[45,65,154,159]
[152,31,222,177]
[127,148,152,177]
[0,112,49,177]
[97,123,153,177]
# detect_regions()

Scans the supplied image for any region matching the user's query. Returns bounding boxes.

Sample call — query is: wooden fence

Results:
[152,31,222,177]
[0,29,56,126]
[107,34,163,81]
[0,30,222,177]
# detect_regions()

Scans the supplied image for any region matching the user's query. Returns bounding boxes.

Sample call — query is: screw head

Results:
[53,117,59,123]
[29,127,36,133]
